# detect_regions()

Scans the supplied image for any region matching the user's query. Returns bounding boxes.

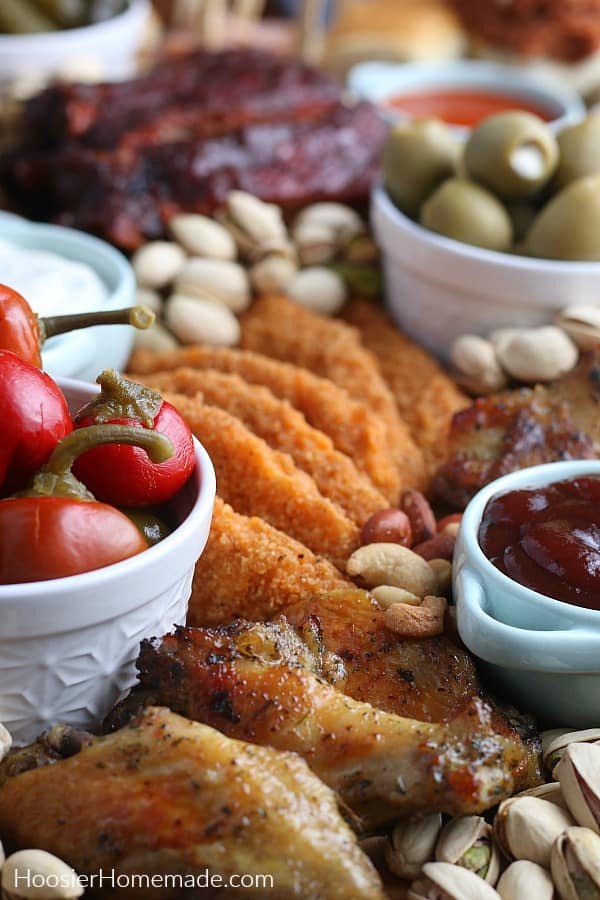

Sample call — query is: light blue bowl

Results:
[0,211,135,381]
[454,460,600,728]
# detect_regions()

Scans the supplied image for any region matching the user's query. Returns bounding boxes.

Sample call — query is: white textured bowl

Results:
[372,185,600,361]
[0,377,216,744]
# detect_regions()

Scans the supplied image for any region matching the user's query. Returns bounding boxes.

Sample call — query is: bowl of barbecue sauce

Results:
[453,460,600,728]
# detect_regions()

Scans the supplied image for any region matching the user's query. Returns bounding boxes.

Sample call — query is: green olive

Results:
[464,111,559,198]
[382,118,460,218]
[506,199,542,243]
[555,113,600,190]
[420,177,513,252]
[524,174,600,261]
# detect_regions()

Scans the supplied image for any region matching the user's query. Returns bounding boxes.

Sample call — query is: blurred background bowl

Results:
[0,376,216,745]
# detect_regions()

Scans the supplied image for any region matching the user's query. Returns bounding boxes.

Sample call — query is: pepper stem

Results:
[38,306,155,344]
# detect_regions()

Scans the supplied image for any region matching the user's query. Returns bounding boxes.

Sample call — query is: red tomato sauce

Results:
[479,476,600,610]
[384,89,554,128]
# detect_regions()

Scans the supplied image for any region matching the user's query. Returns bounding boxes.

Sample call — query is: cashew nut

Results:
[371,585,421,609]
[428,558,453,596]
[346,543,438,597]
[449,334,507,395]
[2,849,84,898]
[385,595,447,638]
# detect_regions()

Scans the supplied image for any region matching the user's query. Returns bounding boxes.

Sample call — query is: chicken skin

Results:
[0,707,385,900]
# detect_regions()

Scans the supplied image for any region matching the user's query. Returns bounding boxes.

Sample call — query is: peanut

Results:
[385,595,447,638]
[429,558,453,596]
[437,513,463,534]
[360,509,413,547]
[371,585,421,609]
[413,532,456,562]
[400,490,436,544]
[346,543,437,597]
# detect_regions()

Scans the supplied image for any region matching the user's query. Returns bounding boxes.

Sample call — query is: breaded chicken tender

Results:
[127,346,400,501]
[189,497,351,626]
[164,392,360,570]
[239,295,426,489]
[140,367,388,525]
[343,299,469,474]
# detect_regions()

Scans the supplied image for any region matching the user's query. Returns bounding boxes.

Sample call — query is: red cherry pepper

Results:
[73,369,195,507]
[0,348,73,495]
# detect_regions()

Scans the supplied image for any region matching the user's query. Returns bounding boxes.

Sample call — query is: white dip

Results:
[0,237,108,317]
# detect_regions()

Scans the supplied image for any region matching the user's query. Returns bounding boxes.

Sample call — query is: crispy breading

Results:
[127,345,400,501]
[189,497,351,626]
[164,392,360,569]
[239,294,426,489]
[342,298,469,475]
[141,367,388,525]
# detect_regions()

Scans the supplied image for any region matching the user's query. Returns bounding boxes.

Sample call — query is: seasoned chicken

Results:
[434,352,600,509]
[116,622,541,827]
[0,707,385,900]
[239,295,427,489]
[127,345,400,501]
[140,367,388,524]
[189,497,351,625]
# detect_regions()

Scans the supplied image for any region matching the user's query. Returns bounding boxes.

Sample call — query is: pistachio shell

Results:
[494,795,574,867]
[292,221,339,265]
[496,860,554,900]
[544,728,600,774]
[556,305,600,351]
[0,721,12,762]
[435,816,500,885]
[132,241,186,289]
[558,742,600,833]
[165,293,241,347]
[409,862,501,899]
[384,813,442,879]
[2,849,84,898]
[519,781,569,809]
[292,202,364,243]
[132,321,179,354]
[168,214,237,260]
[551,826,600,900]
[542,728,574,759]
[174,258,251,313]
[494,326,578,382]
[225,191,287,247]
[449,335,507,394]
[286,266,347,316]
[250,254,298,294]
[135,287,163,315]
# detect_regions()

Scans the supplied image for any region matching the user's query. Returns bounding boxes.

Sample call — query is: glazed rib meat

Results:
[140,367,388,524]
[0,707,385,900]
[189,497,350,626]
[126,623,540,826]
[127,346,399,501]
[164,392,360,569]
[239,295,426,490]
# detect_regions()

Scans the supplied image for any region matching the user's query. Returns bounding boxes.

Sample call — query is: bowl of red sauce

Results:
[453,460,600,728]
[348,60,585,135]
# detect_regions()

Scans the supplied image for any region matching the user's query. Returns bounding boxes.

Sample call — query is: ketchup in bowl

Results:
[384,89,554,129]
[479,476,600,610]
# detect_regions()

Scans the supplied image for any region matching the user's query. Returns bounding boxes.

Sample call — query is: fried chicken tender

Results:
[239,294,426,489]
[343,299,469,475]
[164,392,360,569]
[141,367,388,525]
[189,497,350,626]
[127,345,400,501]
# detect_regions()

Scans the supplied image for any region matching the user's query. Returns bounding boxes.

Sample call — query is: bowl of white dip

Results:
[0,212,135,380]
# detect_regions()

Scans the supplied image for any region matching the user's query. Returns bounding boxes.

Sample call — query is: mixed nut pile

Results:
[131,192,380,353]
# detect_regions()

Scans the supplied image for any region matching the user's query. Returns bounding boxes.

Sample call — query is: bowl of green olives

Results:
[373,111,600,359]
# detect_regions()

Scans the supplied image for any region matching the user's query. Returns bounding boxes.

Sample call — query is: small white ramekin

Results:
[371,186,600,361]
[454,460,600,728]
[0,377,216,744]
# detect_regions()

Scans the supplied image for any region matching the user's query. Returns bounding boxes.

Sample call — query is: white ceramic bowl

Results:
[454,460,600,728]
[0,377,216,745]
[348,59,585,137]
[0,211,135,381]
[371,185,600,361]
[0,0,150,85]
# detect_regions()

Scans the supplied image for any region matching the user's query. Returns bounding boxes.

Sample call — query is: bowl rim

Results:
[0,0,149,45]
[459,459,600,625]
[373,184,600,275]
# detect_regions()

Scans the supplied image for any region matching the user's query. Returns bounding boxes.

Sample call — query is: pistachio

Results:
[371,585,422,608]
[449,334,508,395]
[292,202,364,245]
[556,305,600,351]
[168,214,237,260]
[558,742,600,833]
[2,849,84,898]
[250,254,298,294]
[384,813,442,879]
[132,320,179,354]
[519,780,569,809]
[409,861,501,899]
[132,240,186,289]
[346,543,438,596]
[544,729,600,776]
[342,234,379,264]
[174,258,251,313]
[542,728,574,759]
[494,326,579,383]
[221,191,287,256]
[494,795,574,867]
[551,826,600,900]
[135,287,163,315]
[165,294,241,347]
[496,860,554,900]
[292,221,339,266]
[0,721,12,762]
[436,816,500,885]
[286,266,347,316]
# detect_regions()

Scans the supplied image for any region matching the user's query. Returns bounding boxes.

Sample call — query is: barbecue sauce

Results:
[479,476,600,610]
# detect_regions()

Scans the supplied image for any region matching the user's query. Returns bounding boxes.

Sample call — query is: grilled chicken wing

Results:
[0,707,385,900]
[119,622,541,827]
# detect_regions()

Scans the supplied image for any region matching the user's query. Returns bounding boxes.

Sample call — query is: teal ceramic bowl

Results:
[454,460,600,728]
[0,211,135,381]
